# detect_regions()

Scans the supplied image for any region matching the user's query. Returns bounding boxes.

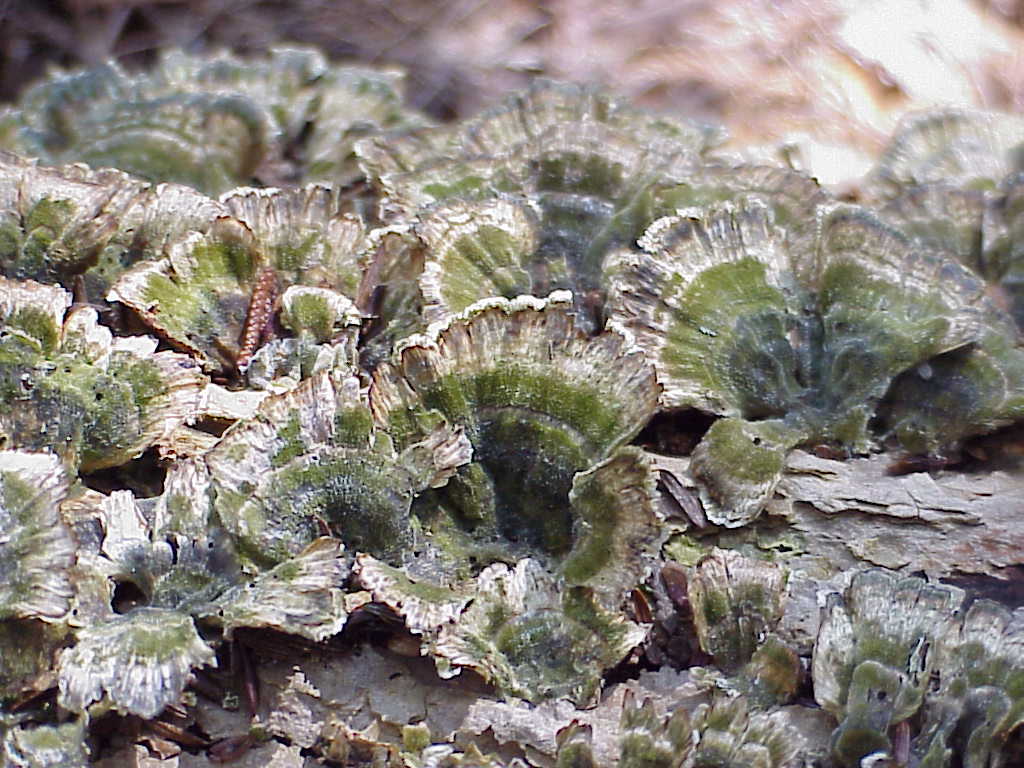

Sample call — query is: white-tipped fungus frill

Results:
[812,569,965,768]
[619,691,693,768]
[0,277,205,471]
[371,294,660,564]
[0,151,226,302]
[208,371,470,567]
[2,48,424,195]
[687,549,787,673]
[57,607,215,719]
[109,186,367,376]
[607,197,1014,525]
[691,695,803,768]
[0,451,74,622]
[204,537,360,643]
[431,559,647,706]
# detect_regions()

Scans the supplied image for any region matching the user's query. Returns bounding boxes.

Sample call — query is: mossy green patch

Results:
[258,452,415,560]
[661,258,798,416]
[561,587,628,648]
[559,474,618,583]
[699,419,788,485]
[270,413,304,469]
[0,620,68,704]
[32,354,170,470]
[664,535,707,566]
[269,558,302,582]
[373,561,463,603]
[422,174,487,201]
[286,292,334,342]
[698,587,730,627]
[473,409,585,556]
[423,365,627,453]
[333,405,375,448]
[273,231,320,274]
[122,610,200,660]
[820,259,954,396]
[140,239,255,360]
[536,152,625,198]
[24,197,74,240]
[8,307,60,355]
[439,226,532,311]
[0,222,22,264]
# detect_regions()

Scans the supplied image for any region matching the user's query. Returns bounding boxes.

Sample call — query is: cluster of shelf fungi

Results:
[1,48,1024,767]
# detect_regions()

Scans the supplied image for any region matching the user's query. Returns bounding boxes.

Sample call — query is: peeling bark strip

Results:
[236,267,278,372]
[777,451,1024,576]
[656,449,1024,579]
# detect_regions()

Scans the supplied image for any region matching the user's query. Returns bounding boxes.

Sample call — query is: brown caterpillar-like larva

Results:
[236,267,278,372]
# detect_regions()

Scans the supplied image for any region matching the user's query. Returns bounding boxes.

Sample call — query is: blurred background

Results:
[1,0,1023,184]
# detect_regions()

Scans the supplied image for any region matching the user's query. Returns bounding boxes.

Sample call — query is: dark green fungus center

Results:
[270,453,413,561]
[473,407,591,556]
[496,610,582,698]
[408,364,630,561]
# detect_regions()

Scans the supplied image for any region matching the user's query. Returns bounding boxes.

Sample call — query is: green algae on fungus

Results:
[339,296,666,705]
[55,466,364,720]
[691,695,802,768]
[0,451,74,623]
[349,295,664,704]
[354,554,472,634]
[356,80,723,334]
[371,293,661,565]
[73,487,239,620]
[204,537,362,643]
[430,558,646,706]
[869,109,1024,197]
[0,277,205,471]
[909,600,1024,768]
[53,487,233,720]
[687,549,787,674]
[110,186,367,376]
[358,79,720,217]
[1,719,89,768]
[357,94,739,355]
[0,150,225,302]
[1,48,425,195]
[353,450,663,705]
[220,184,369,298]
[607,197,1017,524]
[812,570,965,768]
[57,607,215,719]
[618,691,693,768]
[207,371,471,568]
[279,285,361,345]
[234,282,362,392]
[552,693,694,768]
[871,110,1024,332]
[416,198,539,325]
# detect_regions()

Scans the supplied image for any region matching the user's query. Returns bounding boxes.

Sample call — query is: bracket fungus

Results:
[813,570,966,768]
[370,295,663,589]
[691,695,802,768]
[0,48,1023,766]
[430,558,647,706]
[208,370,470,567]
[872,109,1024,331]
[0,47,423,195]
[354,80,724,349]
[911,600,1024,768]
[0,451,74,623]
[0,276,205,470]
[687,549,787,675]
[608,196,1023,524]
[109,184,366,377]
